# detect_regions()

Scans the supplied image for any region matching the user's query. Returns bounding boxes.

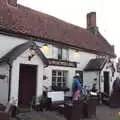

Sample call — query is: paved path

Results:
[95,105,120,120]
[12,105,120,120]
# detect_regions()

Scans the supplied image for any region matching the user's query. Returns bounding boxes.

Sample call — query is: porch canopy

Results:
[0,40,48,66]
[84,58,107,71]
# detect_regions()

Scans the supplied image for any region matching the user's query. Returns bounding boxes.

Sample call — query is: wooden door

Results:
[18,64,37,106]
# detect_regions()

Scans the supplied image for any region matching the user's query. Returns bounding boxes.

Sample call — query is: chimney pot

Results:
[87,12,96,28]
[8,0,17,7]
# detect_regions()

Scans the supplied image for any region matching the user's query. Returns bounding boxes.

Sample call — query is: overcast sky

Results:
[18,0,120,58]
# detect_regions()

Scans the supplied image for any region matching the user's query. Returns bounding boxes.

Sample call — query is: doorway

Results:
[104,71,109,96]
[18,64,37,106]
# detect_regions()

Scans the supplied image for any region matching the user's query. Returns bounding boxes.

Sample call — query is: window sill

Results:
[52,86,69,92]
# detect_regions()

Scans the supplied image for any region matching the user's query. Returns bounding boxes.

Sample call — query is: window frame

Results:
[52,46,69,61]
[52,70,68,87]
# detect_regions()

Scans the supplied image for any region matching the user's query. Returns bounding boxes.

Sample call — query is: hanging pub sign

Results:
[48,59,77,67]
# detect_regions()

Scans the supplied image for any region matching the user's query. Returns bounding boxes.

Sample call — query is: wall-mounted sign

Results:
[0,74,8,83]
[0,75,6,79]
[43,75,48,80]
[48,59,77,67]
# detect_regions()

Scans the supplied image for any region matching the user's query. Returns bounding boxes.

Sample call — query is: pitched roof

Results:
[0,0,115,57]
[0,41,48,66]
[84,58,107,71]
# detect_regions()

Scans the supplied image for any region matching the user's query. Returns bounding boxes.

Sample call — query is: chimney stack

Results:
[87,12,99,35]
[7,0,17,7]
[87,12,96,28]
[111,45,115,53]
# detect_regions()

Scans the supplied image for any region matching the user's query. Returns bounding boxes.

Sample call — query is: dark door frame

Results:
[103,71,110,96]
[18,64,37,106]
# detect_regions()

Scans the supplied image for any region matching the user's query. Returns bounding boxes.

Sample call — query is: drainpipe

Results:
[7,61,12,102]
[98,71,102,104]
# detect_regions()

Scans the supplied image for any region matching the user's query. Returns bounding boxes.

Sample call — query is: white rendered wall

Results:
[10,49,44,105]
[0,34,27,58]
[83,71,99,90]
[69,49,97,69]
[0,64,9,104]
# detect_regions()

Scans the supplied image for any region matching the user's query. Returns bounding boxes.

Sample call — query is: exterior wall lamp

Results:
[74,50,79,56]
[41,44,48,50]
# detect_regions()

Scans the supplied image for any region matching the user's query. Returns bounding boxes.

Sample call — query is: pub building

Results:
[0,0,117,106]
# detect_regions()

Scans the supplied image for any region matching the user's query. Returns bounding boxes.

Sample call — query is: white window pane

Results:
[52,77,56,82]
[62,49,68,60]
[58,71,62,76]
[57,77,61,82]
[52,47,58,59]
[63,77,66,82]
[63,71,67,77]
[52,70,56,76]
[52,83,56,86]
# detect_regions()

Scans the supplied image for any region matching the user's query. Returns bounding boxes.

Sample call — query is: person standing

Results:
[91,78,97,92]
[72,73,83,100]
[110,77,120,108]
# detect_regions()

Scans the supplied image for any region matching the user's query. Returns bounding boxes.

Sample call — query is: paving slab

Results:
[11,105,120,120]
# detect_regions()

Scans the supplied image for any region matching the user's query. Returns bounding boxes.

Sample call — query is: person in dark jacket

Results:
[112,77,120,92]
[91,83,97,93]
[110,77,120,108]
